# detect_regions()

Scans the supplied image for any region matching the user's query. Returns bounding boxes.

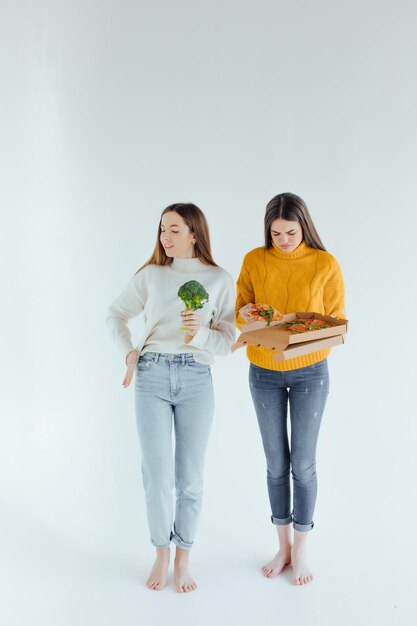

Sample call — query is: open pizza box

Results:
[232,312,348,361]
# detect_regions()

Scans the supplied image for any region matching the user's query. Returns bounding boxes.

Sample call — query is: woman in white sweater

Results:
[106,203,235,593]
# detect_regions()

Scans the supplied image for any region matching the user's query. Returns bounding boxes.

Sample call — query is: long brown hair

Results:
[264,192,326,251]
[135,203,219,274]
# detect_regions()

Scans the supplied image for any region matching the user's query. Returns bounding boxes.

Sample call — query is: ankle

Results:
[291,542,307,555]
[156,547,170,560]
[175,549,190,565]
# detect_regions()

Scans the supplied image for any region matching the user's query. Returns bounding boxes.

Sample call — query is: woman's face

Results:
[270,218,303,253]
[160,211,196,258]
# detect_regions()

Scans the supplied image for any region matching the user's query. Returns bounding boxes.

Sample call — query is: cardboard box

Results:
[273,334,345,361]
[232,312,348,361]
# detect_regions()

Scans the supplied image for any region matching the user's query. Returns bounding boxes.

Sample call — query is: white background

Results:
[1,1,416,624]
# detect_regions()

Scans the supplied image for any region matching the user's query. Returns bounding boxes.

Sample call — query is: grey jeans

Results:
[134,352,214,549]
[249,359,329,531]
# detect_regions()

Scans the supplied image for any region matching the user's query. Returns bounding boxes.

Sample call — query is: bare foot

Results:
[146,548,170,591]
[262,548,292,578]
[174,551,197,593]
[291,545,313,585]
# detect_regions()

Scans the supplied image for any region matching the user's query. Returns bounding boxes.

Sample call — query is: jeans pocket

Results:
[136,356,156,372]
[186,359,210,372]
[311,358,328,371]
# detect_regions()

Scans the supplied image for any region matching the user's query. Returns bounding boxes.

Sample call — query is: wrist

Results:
[125,349,137,365]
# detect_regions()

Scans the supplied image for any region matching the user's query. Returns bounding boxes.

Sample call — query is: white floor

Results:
[1,502,413,626]
[1,357,415,626]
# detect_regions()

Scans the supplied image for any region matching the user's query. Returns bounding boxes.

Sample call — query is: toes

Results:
[293,575,313,585]
[180,582,196,592]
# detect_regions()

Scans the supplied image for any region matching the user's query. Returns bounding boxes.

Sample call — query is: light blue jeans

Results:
[134,352,214,549]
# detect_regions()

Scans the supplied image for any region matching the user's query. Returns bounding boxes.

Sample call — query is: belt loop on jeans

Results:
[155,353,160,363]
[181,353,185,365]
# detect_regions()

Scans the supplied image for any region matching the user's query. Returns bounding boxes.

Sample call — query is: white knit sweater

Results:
[106,256,236,365]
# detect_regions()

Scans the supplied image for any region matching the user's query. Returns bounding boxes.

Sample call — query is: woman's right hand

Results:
[122,349,139,388]
[239,303,258,322]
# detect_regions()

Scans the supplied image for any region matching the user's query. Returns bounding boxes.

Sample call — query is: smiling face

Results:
[270,218,303,252]
[160,211,196,259]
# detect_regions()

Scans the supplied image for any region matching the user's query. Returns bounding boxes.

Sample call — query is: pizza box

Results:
[273,334,345,361]
[232,312,348,358]
[276,312,347,344]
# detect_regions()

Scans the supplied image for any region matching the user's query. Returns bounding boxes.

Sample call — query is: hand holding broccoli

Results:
[178,280,209,332]
[181,310,202,339]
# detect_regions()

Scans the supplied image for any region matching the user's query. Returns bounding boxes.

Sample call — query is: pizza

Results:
[283,318,336,334]
[247,303,284,327]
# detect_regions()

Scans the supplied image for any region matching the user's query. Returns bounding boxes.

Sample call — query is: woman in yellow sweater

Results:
[236,192,345,586]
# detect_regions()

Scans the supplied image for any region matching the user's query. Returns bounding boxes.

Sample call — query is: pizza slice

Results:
[247,303,284,327]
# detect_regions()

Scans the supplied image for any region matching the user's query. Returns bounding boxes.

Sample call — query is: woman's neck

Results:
[170,256,210,273]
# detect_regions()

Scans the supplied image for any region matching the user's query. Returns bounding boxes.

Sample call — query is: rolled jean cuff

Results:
[271,514,293,526]
[170,530,193,550]
[293,521,314,532]
[151,540,171,548]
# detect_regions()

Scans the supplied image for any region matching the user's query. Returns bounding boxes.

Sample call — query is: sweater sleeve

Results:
[105,271,146,358]
[235,254,255,330]
[323,258,346,319]
[185,272,236,356]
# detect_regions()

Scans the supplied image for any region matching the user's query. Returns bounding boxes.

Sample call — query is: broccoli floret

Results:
[178,280,209,311]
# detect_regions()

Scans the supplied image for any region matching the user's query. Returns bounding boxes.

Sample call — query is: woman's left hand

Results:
[181,309,201,339]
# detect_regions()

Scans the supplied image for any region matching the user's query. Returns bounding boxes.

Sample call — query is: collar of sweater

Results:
[270,240,311,260]
[170,256,211,273]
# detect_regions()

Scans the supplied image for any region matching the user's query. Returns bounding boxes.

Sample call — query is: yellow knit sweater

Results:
[235,240,345,371]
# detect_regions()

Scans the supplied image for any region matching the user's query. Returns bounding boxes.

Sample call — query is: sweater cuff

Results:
[235,313,246,331]
[119,338,136,360]
[186,326,210,349]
